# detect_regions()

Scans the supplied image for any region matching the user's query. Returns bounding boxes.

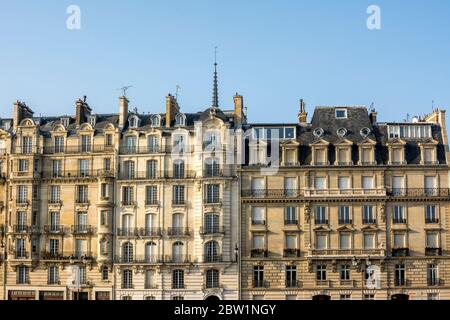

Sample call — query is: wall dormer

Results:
[387,138,406,165]
[128,115,140,129]
[310,139,330,166]
[175,113,186,127]
[358,138,377,165]
[87,115,97,127]
[281,140,299,166]
[419,139,439,165]
[334,138,353,165]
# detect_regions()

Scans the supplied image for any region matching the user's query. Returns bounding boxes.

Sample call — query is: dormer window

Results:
[61,118,70,128]
[151,115,161,127]
[87,115,96,127]
[3,120,11,131]
[335,109,347,119]
[175,113,186,126]
[129,116,139,128]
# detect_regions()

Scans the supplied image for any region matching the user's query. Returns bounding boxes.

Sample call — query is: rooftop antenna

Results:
[118,85,133,98]
[432,99,435,111]
[175,85,181,101]
[211,46,219,109]
[369,102,375,112]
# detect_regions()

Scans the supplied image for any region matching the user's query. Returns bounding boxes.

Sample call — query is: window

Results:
[392,148,403,164]
[315,206,327,224]
[426,205,438,223]
[122,186,134,206]
[285,234,297,250]
[48,266,59,284]
[339,233,351,250]
[32,211,38,226]
[104,158,111,171]
[146,186,158,205]
[252,127,295,140]
[173,135,185,153]
[122,269,133,289]
[18,159,28,172]
[172,241,184,262]
[100,239,108,256]
[315,177,326,190]
[253,266,264,287]
[16,238,26,257]
[426,232,439,249]
[338,176,350,191]
[428,293,439,300]
[316,265,327,281]
[173,160,185,179]
[123,160,135,179]
[151,115,161,127]
[204,184,220,203]
[175,113,186,126]
[205,269,219,289]
[105,134,113,146]
[395,264,406,286]
[76,185,88,203]
[363,205,375,224]
[50,185,60,203]
[145,296,156,300]
[172,270,184,289]
[424,147,434,164]
[205,158,220,177]
[147,135,159,153]
[427,264,438,286]
[101,266,109,281]
[284,207,297,224]
[364,294,375,300]
[204,213,219,234]
[338,206,351,224]
[362,176,374,190]
[17,266,29,284]
[146,160,157,179]
[49,212,60,231]
[75,238,87,257]
[32,185,39,199]
[251,207,265,225]
[284,177,297,197]
[314,148,326,165]
[145,242,156,262]
[125,136,137,153]
[204,132,220,150]
[340,265,350,281]
[285,266,297,287]
[361,148,372,164]
[122,242,133,263]
[204,241,219,262]
[252,234,264,250]
[393,205,406,223]
[335,109,347,119]
[49,239,59,255]
[52,160,62,177]
[129,116,138,128]
[21,136,32,153]
[80,135,91,152]
[364,233,375,249]
[251,178,265,196]
[31,238,38,254]
[393,233,406,248]
[389,124,431,139]
[16,211,26,230]
[172,185,185,205]
[17,185,28,203]
[340,294,351,300]
[145,270,155,289]
[286,295,297,300]
[316,233,327,250]
[100,183,109,199]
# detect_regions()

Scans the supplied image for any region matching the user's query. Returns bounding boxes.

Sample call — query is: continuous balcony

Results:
[114,255,164,264]
[305,188,386,197]
[167,227,190,237]
[203,254,223,263]
[391,248,409,257]
[43,144,115,154]
[283,248,301,257]
[285,279,301,288]
[199,226,225,236]
[250,249,268,258]
[242,189,302,198]
[308,249,385,258]
[11,225,40,234]
[42,169,114,179]
[71,225,95,235]
[387,188,450,197]
[165,255,191,264]
[41,251,70,261]
[119,145,164,154]
[118,171,164,180]
[116,227,162,237]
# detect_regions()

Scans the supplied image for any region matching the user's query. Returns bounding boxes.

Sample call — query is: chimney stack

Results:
[13,100,34,131]
[369,110,378,124]
[165,94,180,128]
[298,99,307,124]
[233,93,245,127]
[119,96,129,129]
[75,98,92,127]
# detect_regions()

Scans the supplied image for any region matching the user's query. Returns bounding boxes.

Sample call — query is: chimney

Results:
[119,96,129,129]
[233,93,245,126]
[369,110,378,124]
[165,94,180,128]
[298,99,307,124]
[13,100,34,131]
[75,98,92,126]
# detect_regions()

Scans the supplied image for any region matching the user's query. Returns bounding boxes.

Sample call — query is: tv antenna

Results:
[118,85,133,98]
[175,85,181,100]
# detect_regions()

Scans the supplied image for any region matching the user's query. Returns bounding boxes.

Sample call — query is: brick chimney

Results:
[13,100,34,131]
[119,96,129,129]
[165,94,180,128]
[233,93,245,127]
[298,99,307,124]
[75,97,92,127]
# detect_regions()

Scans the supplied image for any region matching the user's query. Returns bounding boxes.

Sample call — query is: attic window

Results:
[337,128,347,137]
[3,120,11,131]
[313,128,324,138]
[129,116,139,128]
[151,115,161,127]
[175,113,186,126]
[335,109,347,119]
[360,127,371,138]
[61,118,70,128]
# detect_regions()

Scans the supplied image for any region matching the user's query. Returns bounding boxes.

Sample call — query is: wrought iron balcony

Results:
[285,279,301,288]
[203,169,223,178]
[283,248,301,257]
[314,219,328,225]
[251,249,268,258]
[43,144,114,154]
[43,225,66,234]
[114,255,164,264]
[251,220,266,226]
[167,227,190,236]
[14,251,29,259]
[121,200,136,207]
[426,247,442,256]
[309,249,384,257]
[165,255,191,264]
[253,280,269,288]
[241,189,302,198]
[119,145,164,154]
[199,226,225,236]
[71,225,95,234]
[41,251,68,260]
[338,219,352,225]
[43,170,114,179]
[284,219,298,225]
[13,225,31,233]
[363,218,376,224]
[118,171,164,180]
[393,218,407,224]
[388,188,450,197]
[425,218,439,224]
[116,227,162,237]
[392,248,409,257]
[203,254,223,263]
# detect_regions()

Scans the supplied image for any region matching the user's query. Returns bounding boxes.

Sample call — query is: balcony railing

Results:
[203,254,223,263]
[285,279,300,288]
[394,279,410,287]
[241,189,302,198]
[204,198,222,205]
[425,218,439,224]
[41,251,69,260]
[283,249,301,257]
[71,252,94,260]
[428,278,444,286]
[43,145,115,154]
[199,226,225,235]
[314,219,328,225]
[392,248,409,257]
[71,225,95,234]
[204,169,223,178]
[119,145,164,154]
[251,220,266,226]
[14,251,29,259]
[250,249,268,258]
[114,255,164,264]
[13,225,31,233]
[393,218,407,224]
[284,219,298,225]
[306,188,386,196]
[388,188,450,197]
[165,255,191,264]
[338,219,352,225]
[167,227,190,236]
[117,227,162,237]
[253,280,269,288]
[363,218,376,224]
[118,171,164,180]
[43,225,66,234]
[426,248,442,256]
[309,249,384,256]
[42,170,114,179]
[172,199,186,206]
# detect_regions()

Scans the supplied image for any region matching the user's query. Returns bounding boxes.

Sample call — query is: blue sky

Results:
[0,0,449,124]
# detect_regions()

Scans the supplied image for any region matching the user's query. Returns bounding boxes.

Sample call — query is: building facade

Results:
[0,86,450,300]
[240,105,450,300]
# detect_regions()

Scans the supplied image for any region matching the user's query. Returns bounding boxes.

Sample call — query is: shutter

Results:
[285,235,297,249]
[316,234,327,250]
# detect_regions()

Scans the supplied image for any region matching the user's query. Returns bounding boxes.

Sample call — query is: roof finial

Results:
[212,46,219,109]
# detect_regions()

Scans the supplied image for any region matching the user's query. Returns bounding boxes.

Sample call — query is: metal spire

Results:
[212,46,219,109]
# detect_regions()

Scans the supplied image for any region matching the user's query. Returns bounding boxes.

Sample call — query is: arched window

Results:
[122,242,133,263]
[145,242,157,263]
[172,241,184,263]
[122,269,133,289]
[175,113,186,126]
[204,241,219,262]
[205,269,219,289]
[204,213,219,234]
[151,115,161,127]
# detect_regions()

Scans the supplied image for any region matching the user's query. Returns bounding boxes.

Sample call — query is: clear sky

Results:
[0,0,449,124]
